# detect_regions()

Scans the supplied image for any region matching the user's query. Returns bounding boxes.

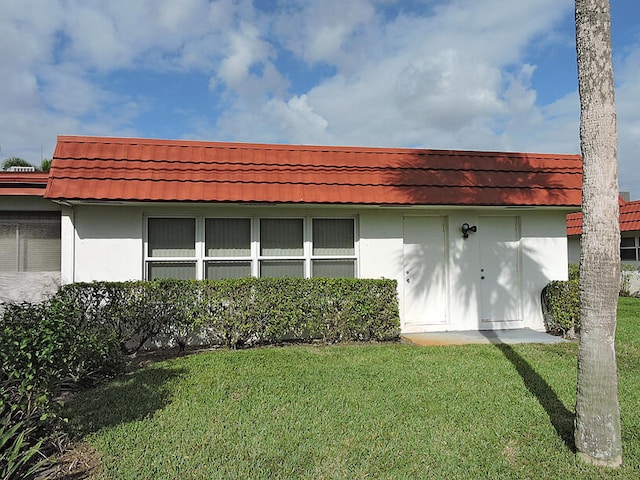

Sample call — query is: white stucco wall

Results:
[63,204,570,333]
[62,205,144,283]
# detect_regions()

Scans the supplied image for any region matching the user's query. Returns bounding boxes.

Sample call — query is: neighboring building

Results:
[43,135,582,333]
[566,195,640,266]
[0,169,62,304]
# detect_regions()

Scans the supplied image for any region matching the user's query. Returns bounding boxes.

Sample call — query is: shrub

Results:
[53,278,400,351]
[567,262,637,297]
[0,300,123,390]
[1,299,124,478]
[541,279,580,338]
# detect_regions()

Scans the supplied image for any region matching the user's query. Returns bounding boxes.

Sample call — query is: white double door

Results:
[402,215,521,328]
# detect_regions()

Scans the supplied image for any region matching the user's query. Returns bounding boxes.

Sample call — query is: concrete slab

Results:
[401,328,568,346]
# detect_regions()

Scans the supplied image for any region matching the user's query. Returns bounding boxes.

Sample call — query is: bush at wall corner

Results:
[1,299,122,393]
[541,279,580,337]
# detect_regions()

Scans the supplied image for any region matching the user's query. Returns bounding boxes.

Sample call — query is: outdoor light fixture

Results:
[461,223,477,239]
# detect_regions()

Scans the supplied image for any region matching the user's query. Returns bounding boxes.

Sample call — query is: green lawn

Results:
[65,298,640,479]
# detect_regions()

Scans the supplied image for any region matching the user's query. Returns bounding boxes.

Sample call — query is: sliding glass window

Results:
[0,212,61,272]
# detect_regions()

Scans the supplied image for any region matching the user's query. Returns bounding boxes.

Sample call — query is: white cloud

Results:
[219,23,272,85]
[240,0,573,151]
[274,0,376,67]
[265,95,330,143]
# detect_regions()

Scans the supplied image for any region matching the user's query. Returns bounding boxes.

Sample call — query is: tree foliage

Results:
[39,158,52,172]
[1,157,33,171]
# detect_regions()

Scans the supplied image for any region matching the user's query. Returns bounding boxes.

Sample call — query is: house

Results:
[567,195,640,294]
[44,135,582,333]
[567,195,640,266]
[0,168,62,304]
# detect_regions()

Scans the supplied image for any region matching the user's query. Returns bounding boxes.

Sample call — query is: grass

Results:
[64,298,640,479]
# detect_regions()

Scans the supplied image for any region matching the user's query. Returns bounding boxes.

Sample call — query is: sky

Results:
[1,0,639,196]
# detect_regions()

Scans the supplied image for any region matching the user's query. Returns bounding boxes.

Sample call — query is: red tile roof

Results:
[0,171,49,196]
[567,199,640,235]
[45,136,583,206]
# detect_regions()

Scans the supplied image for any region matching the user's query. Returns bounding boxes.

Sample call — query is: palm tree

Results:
[574,0,622,467]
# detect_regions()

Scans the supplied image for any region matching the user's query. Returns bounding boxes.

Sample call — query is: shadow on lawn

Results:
[65,364,187,438]
[491,341,576,451]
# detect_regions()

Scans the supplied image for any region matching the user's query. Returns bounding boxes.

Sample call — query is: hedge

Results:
[53,277,400,351]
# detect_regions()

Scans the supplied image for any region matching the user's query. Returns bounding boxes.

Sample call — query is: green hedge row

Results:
[54,277,400,351]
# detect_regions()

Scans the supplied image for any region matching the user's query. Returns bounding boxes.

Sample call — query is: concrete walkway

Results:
[401,328,568,346]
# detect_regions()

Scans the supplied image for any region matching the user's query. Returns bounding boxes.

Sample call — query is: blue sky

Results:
[1,0,639,195]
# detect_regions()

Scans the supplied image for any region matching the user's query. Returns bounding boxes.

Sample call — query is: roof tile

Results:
[567,198,640,235]
[46,135,583,206]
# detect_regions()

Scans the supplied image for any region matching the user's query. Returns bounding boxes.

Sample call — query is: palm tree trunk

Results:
[574,0,622,467]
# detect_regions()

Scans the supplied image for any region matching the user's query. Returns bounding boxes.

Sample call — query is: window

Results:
[0,212,60,272]
[259,219,304,278]
[144,216,357,280]
[146,218,196,280]
[311,219,355,278]
[621,236,639,261]
[205,218,251,279]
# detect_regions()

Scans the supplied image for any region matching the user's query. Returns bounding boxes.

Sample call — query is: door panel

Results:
[479,216,521,322]
[403,216,448,325]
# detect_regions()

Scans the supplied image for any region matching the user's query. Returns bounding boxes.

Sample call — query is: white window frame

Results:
[144,215,358,280]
